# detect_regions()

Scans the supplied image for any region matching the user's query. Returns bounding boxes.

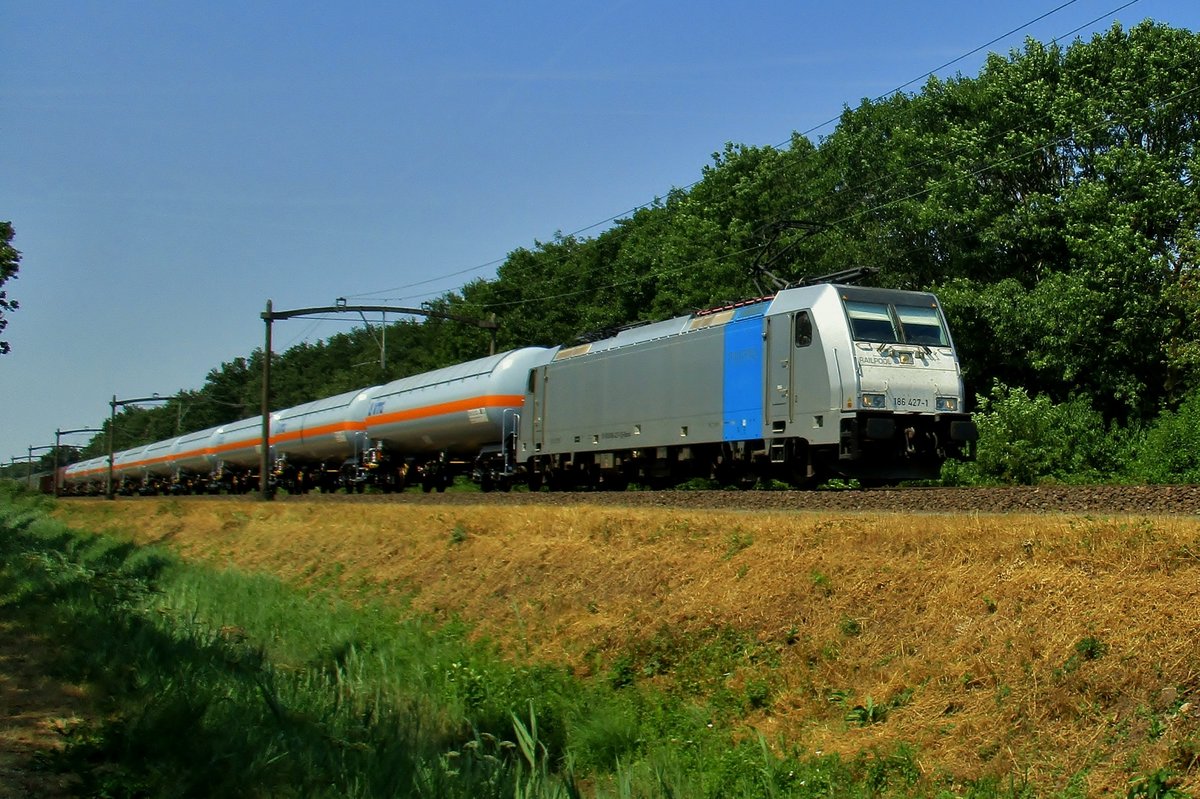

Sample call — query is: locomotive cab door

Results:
[766,310,835,435]
[791,310,837,429]
[525,365,547,455]
[766,313,794,424]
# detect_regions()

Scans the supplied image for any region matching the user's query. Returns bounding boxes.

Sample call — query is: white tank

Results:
[365,348,554,455]
[140,437,178,478]
[169,424,222,476]
[273,386,381,463]
[211,414,270,468]
[112,445,150,482]
[62,456,108,488]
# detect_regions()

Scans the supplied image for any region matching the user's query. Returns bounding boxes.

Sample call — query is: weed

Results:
[839,616,862,637]
[818,478,861,490]
[1059,636,1110,677]
[809,570,834,596]
[1169,738,1199,771]
[756,479,792,491]
[826,688,852,707]
[675,477,719,491]
[608,655,636,689]
[1137,705,1168,741]
[845,696,888,726]
[860,744,921,792]
[744,679,771,710]
[889,687,915,709]
[995,684,1013,706]
[1127,768,1186,799]
[1075,636,1109,661]
[568,701,642,772]
[722,529,753,560]
[449,524,468,545]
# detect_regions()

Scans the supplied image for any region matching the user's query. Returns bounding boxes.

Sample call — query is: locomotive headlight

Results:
[861,393,887,409]
[936,396,960,412]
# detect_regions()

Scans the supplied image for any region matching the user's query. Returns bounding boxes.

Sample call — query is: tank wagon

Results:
[60,348,557,496]
[60,456,109,495]
[168,424,222,493]
[362,347,555,492]
[517,283,977,489]
[271,388,376,493]
[57,283,977,496]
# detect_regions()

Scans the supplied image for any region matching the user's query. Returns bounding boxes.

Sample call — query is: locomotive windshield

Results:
[844,301,949,346]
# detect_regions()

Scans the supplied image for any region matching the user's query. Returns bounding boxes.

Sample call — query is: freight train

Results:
[60,282,977,496]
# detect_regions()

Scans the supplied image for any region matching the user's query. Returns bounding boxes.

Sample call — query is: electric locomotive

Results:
[516,283,977,489]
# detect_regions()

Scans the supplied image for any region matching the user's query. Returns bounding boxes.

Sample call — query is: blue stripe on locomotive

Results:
[722,307,766,441]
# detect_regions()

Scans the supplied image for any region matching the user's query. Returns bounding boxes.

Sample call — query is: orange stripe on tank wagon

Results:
[90,395,523,478]
[273,420,366,445]
[367,394,524,428]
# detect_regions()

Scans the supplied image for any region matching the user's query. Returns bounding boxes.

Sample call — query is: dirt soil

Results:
[0,620,86,799]
[36,498,1200,795]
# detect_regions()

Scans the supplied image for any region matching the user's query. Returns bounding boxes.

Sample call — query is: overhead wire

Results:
[471,77,1200,311]
[787,0,1143,219]
[475,6,1172,311]
[345,0,1147,312]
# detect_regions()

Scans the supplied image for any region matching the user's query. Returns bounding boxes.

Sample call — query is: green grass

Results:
[5,481,1171,798]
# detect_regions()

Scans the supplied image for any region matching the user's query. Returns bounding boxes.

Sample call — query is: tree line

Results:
[73,21,1200,484]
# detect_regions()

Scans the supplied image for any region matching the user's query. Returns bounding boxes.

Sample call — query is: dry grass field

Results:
[55,498,1200,796]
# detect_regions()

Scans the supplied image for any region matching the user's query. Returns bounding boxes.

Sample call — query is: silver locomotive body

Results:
[519,283,976,488]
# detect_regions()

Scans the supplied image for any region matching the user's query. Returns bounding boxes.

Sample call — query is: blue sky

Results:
[2,0,1198,466]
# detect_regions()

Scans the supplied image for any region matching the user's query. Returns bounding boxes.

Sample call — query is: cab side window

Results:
[795,311,813,347]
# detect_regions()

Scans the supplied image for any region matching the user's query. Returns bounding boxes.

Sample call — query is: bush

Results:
[944,382,1129,485]
[1127,386,1200,484]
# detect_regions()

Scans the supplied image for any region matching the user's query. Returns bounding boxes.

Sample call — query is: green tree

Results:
[820,22,1199,422]
[0,221,20,355]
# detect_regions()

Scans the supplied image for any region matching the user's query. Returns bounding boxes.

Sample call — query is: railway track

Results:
[225,483,1200,515]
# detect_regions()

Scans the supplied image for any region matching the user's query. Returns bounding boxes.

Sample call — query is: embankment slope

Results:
[55,499,1200,795]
